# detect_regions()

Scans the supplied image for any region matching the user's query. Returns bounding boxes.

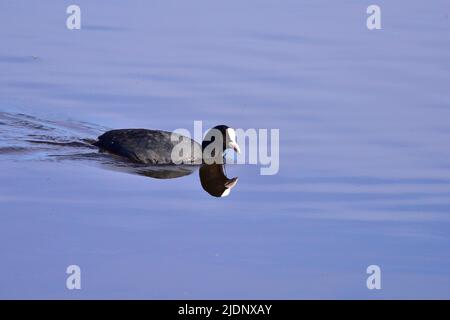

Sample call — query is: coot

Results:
[94,125,240,165]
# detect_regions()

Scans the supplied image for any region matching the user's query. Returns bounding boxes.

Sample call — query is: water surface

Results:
[1,0,450,298]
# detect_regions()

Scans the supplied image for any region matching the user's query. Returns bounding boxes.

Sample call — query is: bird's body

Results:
[94,129,202,165]
[94,125,240,167]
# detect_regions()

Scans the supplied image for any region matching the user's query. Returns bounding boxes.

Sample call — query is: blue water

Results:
[1,0,450,299]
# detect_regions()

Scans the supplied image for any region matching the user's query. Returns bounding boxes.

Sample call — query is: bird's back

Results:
[95,129,202,165]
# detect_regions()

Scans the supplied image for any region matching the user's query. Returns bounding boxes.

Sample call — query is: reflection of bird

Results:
[199,164,238,197]
[111,163,199,179]
[93,125,240,196]
[93,125,240,165]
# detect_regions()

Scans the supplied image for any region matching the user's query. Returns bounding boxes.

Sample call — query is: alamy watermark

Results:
[66,5,81,30]
[171,121,280,175]
[367,5,381,30]
[366,265,381,290]
[66,265,81,290]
